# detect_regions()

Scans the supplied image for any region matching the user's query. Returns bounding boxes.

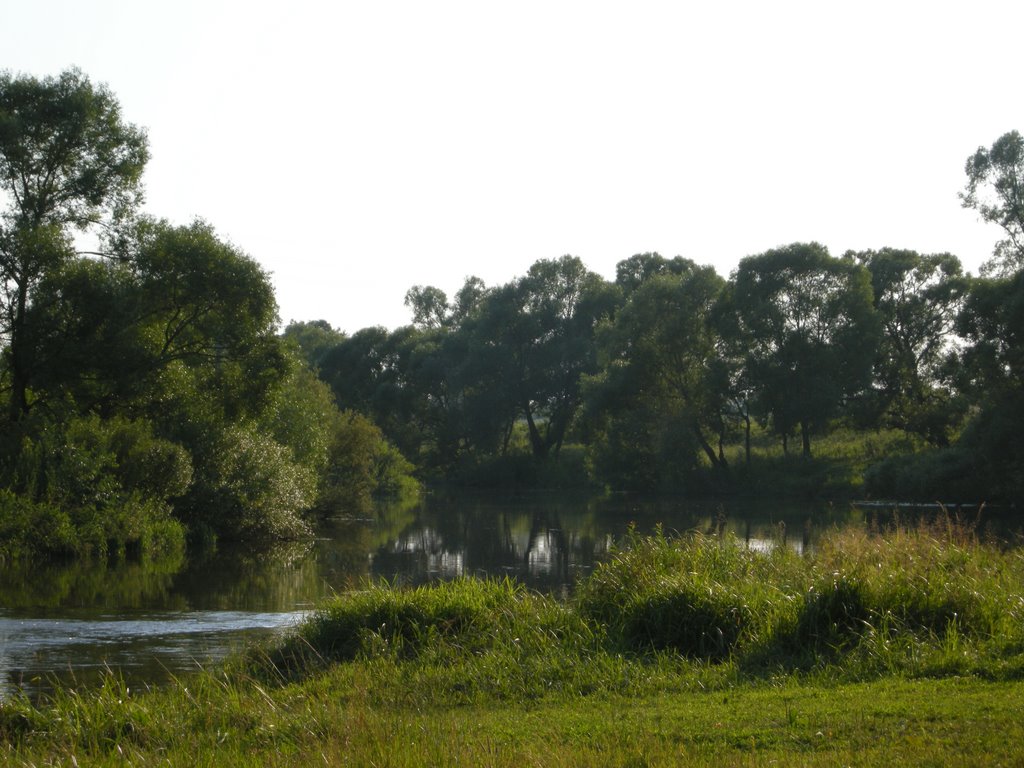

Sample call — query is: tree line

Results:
[291,133,1024,501]
[2,69,1021,562]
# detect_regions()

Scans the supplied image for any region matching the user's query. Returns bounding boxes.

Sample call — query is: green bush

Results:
[0,416,188,559]
[183,424,316,541]
[0,490,74,560]
[317,410,418,513]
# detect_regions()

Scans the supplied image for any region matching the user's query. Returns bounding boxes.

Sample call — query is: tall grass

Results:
[246,514,1024,695]
[575,526,806,660]
[574,516,1024,675]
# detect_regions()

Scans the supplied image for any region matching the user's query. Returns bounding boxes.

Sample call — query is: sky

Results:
[4,1,1022,333]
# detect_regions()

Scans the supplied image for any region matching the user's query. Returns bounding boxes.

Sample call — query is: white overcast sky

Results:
[4,1,1021,332]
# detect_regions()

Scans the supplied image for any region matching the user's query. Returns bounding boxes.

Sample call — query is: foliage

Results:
[584,265,732,488]
[0,414,188,558]
[318,409,418,512]
[850,248,968,445]
[281,319,346,372]
[961,129,1024,275]
[2,71,1021,556]
[731,243,880,457]
[180,423,316,541]
[0,68,148,421]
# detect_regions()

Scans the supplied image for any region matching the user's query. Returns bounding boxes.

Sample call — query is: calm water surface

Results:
[0,493,1002,698]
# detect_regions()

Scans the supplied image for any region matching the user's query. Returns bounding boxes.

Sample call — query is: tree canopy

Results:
[4,67,1024,559]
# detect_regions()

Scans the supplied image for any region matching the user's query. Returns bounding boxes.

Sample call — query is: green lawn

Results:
[4,675,1022,766]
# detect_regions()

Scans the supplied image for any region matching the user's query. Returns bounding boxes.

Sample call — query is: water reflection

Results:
[0,493,1005,698]
[356,493,841,593]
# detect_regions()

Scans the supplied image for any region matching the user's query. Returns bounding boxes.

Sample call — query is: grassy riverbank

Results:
[3,520,1024,765]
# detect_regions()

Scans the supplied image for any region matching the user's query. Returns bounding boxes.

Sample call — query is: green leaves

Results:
[732,243,880,456]
[961,130,1024,276]
[0,67,148,229]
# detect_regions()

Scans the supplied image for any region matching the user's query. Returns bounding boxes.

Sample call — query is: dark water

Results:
[0,493,1005,699]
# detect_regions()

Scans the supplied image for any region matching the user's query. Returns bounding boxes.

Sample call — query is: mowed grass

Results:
[4,517,1024,766]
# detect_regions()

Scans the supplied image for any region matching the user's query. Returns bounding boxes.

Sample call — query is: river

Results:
[0,492,1001,699]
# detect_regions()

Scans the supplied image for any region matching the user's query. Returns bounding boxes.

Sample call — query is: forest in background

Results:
[290,138,1024,503]
[2,68,1022,562]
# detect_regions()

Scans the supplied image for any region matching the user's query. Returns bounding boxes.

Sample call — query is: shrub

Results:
[317,411,418,513]
[183,424,315,541]
[0,416,188,559]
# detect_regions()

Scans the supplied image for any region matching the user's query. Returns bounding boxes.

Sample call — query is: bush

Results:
[182,424,316,541]
[317,411,418,513]
[0,416,188,559]
[0,490,74,560]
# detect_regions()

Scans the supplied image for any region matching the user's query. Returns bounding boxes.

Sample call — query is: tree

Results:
[732,243,879,457]
[0,68,148,421]
[582,264,738,490]
[24,219,287,423]
[282,320,346,372]
[961,130,1024,276]
[851,248,967,445]
[614,252,697,294]
[469,256,618,460]
[956,271,1024,399]
[404,285,449,329]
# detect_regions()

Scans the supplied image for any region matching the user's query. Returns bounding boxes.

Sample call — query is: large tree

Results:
[471,256,618,459]
[24,218,287,423]
[0,69,148,421]
[732,243,879,457]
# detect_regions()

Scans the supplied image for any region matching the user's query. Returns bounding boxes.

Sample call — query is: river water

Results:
[0,493,1002,699]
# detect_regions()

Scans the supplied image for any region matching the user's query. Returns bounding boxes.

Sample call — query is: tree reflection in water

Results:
[0,493,881,696]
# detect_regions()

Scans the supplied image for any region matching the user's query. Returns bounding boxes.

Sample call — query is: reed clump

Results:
[256,577,603,699]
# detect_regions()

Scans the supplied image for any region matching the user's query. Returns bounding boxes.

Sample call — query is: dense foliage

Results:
[308,155,1024,499]
[0,70,414,559]
[2,67,1021,563]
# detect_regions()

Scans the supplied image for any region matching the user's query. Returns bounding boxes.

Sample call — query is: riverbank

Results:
[3,521,1023,764]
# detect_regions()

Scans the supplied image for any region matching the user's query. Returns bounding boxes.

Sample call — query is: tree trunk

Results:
[523,403,548,459]
[693,420,726,471]
[7,281,30,422]
[744,410,751,466]
[801,420,812,458]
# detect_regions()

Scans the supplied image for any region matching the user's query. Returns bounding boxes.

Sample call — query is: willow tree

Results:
[732,243,880,457]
